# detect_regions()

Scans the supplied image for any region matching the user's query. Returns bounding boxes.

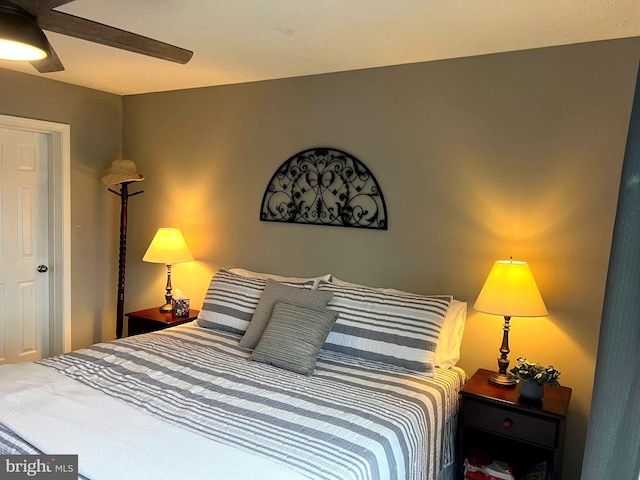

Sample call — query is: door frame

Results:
[0,113,71,355]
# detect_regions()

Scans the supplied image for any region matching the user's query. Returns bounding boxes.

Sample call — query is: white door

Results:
[0,127,49,363]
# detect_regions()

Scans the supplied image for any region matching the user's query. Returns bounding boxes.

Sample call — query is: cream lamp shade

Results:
[474,258,547,387]
[143,228,193,312]
[143,228,193,265]
[474,260,548,317]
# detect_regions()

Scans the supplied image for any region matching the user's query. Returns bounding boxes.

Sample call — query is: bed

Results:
[0,269,467,480]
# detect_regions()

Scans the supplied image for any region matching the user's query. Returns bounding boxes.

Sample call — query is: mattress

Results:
[0,323,465,480]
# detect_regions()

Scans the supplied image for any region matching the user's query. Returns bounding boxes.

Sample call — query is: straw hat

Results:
[101,160,144,185]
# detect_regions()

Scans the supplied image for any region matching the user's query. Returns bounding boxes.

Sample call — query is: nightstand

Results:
[126,307,199,336]
[457,368,572,480]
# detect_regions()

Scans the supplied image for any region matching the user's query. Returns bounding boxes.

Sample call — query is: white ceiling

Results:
[1,0,639,96]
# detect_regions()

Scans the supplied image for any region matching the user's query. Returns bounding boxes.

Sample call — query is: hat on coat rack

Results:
[101,159,145,185]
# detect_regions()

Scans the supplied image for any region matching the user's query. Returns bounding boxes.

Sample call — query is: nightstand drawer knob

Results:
[503,418,513,429]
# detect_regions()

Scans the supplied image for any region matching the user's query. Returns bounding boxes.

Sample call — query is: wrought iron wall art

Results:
[260,147,388,230]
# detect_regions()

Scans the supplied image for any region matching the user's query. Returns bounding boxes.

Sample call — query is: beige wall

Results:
[119,38,638,479]
[122,38,640,478]
[0,68,122,349]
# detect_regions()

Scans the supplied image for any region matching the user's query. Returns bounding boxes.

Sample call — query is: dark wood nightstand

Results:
[126,307,199,336]
[457,368,572,480]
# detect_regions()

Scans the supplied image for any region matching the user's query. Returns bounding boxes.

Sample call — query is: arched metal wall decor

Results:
[260,147,388,230]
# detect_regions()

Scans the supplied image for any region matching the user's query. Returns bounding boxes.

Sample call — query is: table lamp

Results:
[143,227,193,312]
[474,258,548,387]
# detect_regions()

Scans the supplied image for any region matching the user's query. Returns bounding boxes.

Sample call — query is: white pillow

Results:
[230,268,331,290]
[331,276,467,368]
[434,300,467,368]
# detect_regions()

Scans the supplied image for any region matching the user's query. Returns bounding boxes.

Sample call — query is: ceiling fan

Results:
[0,0,193,73]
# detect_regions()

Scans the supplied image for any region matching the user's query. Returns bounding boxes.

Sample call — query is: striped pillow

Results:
[317,280,452,375]
[251,302,338,375]
[196,269,313,335]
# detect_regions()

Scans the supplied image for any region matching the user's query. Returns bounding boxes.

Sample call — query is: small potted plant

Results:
[509,357,561,400]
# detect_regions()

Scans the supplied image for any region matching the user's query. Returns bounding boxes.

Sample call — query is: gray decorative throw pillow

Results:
[250,302,338,375]
[239,278,333,349]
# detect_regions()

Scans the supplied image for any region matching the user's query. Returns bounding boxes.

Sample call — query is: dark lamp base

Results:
[159,303,172,312]
[488,372,516,387]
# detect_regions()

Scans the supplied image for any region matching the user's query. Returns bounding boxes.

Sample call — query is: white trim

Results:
[0,114,71,354]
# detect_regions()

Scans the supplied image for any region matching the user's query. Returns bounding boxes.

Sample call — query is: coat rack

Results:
[108,182,143,338]
[102,159,145,339]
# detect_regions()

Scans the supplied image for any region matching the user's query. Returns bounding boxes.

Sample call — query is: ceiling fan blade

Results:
[12,0,76,13]
[37,10,193,64]
[38,0,76,8]
[30,42,64,73]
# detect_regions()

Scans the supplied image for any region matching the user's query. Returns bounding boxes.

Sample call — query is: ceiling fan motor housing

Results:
[0,0,50,60]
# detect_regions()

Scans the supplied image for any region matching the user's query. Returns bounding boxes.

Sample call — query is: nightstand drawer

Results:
[464,399,557,449]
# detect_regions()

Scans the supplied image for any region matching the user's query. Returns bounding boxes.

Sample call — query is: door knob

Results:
[37,265,49,273]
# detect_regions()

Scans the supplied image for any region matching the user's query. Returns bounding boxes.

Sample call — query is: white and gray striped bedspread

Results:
[0,324,465,480]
